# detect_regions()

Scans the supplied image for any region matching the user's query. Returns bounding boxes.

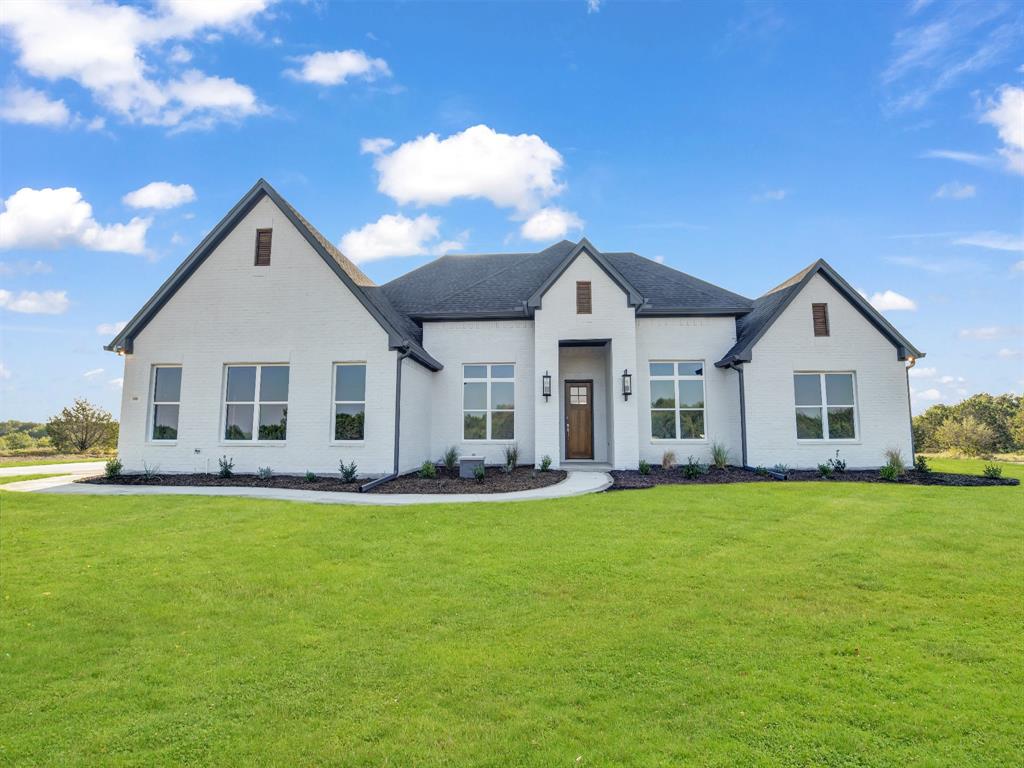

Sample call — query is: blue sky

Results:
[0,0,1021,421]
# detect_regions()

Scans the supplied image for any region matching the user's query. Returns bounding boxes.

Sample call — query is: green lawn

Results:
[0,473,64,485]
[0,456,106,468]
[1,469,1021,766]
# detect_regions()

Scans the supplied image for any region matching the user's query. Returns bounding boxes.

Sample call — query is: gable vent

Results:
[254,228,273,266]
[812,303,829,337]
[576,281,592,314]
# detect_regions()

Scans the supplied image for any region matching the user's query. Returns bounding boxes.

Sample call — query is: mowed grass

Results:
[0,456,106,468]
[1,475,1022,766]
[0,473,64,485]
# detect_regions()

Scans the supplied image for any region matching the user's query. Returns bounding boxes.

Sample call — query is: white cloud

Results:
[0,362,10,380]
[520,207,584,241]
[938,375,965,385]
[587,0,602,13]
[109,377,124,388]
[0,85,70,126]
[933,181,975,199]
[1013,260,1024,273]
[653,255,666,264]
[0,187,150,254]
[371,124,566,212]
[865,289,917,311]
[360,137,395,155]
[96,321,128,335]
[752,188,787,202]
[286,50,391,86]
[908,366,937,378]
[981,85,1024,175]
[954,231,1024,252]
[920,149,998,168]
[0,0,272,130]
[122,181,196,209]
[83,368,104,378]
[340,213,465,264]
[959,326,1021,340]
[0,289,70,314]
[998,348,1023,359]
[168,45,192,64]
[911,387,943,402]
[0,259,52,276]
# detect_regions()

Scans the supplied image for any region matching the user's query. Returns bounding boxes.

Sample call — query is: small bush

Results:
[540,455,552,472]
[754,465,769,477]
[419,461,437,479]
[661,451,677,470]
[142,461,160,480]
[442,446,459,473]
[304,470,318,483]
[218,455,234,478]
[879,463,900,482]
[339,460,358,483]
[884,448,906,477]
[104,458,123,479]
[257,466,273,480]
[473,464,485,482]
[503,443,519,474]
[772,463,789,475]
[681,456,707,479]
[817,462,833,479]
[934,415,998,457]
[914,455,930,473]
[827,451,847,473]
[983,462,1003,479]
[638,459,651,475]
[710,442,729,469]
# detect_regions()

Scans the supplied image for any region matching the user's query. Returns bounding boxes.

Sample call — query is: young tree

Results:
[45,399,118,453]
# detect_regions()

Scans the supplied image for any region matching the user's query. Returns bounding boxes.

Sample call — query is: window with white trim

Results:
[224,364,289,441]
[794,372,857,440]
[649,361,706,440]
[463,364,515,440]
[151,366,181,440]
[333,363,366,441]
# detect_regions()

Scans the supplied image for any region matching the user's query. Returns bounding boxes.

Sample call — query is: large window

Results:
[794,372,857,440]
[224,365,289,441]
[463,364,515,440]
[334,363,366,441]
[151,366,181,440]
[649,361,706,440]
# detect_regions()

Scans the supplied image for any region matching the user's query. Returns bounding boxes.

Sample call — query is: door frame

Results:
[564,379,595,460]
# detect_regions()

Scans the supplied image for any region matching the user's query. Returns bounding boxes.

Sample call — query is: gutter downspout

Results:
[359,347,411,492]
[732,363,749,468]
[905,355,917,458]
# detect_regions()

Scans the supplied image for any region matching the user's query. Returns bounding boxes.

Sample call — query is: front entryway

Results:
[565,380,594,459]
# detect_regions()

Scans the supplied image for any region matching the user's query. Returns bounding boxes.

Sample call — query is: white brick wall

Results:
[398,353,435,473]
[743,273,913,469]
[116,195,400,476]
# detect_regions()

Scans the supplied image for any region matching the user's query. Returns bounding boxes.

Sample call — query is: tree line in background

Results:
[913,393,1023,457]
[0,399,118,455]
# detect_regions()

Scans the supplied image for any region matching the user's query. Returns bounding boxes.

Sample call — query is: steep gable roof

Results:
[526,238,644,310]
[105,179,441,371]
[715,259,924,367]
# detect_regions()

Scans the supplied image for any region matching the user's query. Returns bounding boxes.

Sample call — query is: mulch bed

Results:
[81,466,568,495]
[609,465,1019,490]
[368,466,567,494]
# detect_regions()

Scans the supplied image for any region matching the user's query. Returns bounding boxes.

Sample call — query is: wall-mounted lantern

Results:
[542,371,552,401]
[621,369,633,400]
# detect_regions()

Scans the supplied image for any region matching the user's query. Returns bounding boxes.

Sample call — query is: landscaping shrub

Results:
[473,464,485,482]
[638,459,651,475]
[503,443,519,474]
[983,462,1003,479]
[754,465,769,476]
[304,471,318,483]
[933,415,998,457]
[218,455,234,478]
[257,466,273,480]
[104,458,123,479]
[142,461,160,480]
[710,442,729,469]
[661,451,677,470]
[914,455,930,473]
[827,451,847,473]
[540,455,552,472]
[884,448,906,476]
[772,463,789,476]
[817,462,833,479]
[681,456,707,479]
[879,463,900,482]
[442,446,459,473]
[419,461,437,479]
[339,460,358,483]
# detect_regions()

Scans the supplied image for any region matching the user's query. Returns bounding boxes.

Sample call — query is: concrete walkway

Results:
[4,469,612,505]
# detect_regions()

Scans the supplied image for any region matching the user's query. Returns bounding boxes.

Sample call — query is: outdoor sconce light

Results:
[621,369,633,400]
[542,371,552,401]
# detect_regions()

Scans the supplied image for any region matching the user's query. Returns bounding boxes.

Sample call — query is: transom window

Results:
[224,364,289,441]
[649,361,706,440]
[463,364,515,440]
[334,363,366,441]
[794,372,856,440]
[151,366,181,440]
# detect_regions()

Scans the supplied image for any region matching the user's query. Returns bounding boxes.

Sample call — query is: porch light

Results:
[621,369,633,400]
[542,371,552,400]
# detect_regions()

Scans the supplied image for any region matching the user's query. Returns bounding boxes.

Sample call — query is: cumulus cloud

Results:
[0,289,70,314]
[981,85,1024,175]
[587,0,602,13]
[864,289,917,311]
[911,387,942,402]
[0,0,271,130]
[0,187,150,254]
[0,85,70,126]
[340,213,465,263]
[360,137,395,155]
[908,366,937,378]
[371,124,566,212]
[933,181,975,199]
[954,231,1024,252]
[122,181,196,209]
[520,207,584,241]
[97,321,128,335]
[286,50,391,86]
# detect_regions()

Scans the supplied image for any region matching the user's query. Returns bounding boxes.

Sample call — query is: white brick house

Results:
[107,180,924,479]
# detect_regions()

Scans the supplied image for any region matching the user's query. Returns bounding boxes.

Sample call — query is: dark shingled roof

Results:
[381,239,752,318]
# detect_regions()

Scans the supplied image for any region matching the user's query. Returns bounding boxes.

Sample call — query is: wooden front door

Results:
[565,380,594,459]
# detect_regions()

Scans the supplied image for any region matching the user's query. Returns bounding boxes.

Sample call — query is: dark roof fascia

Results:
[714,259,924,368]
[526,238,644,311]
[637,307,751,318]
[105,178,442,372]
[412,309,529,322]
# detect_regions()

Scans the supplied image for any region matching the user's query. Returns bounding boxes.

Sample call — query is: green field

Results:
[0,456,106,468]
[0,473,64,485]
[1,460,1021,766]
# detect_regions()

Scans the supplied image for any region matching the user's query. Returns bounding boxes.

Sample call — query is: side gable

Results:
[715,259,924,367]
[526,238,644,311]
[105,179,441,371]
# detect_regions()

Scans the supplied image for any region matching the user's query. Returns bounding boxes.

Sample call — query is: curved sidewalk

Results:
[5,470,612,506]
